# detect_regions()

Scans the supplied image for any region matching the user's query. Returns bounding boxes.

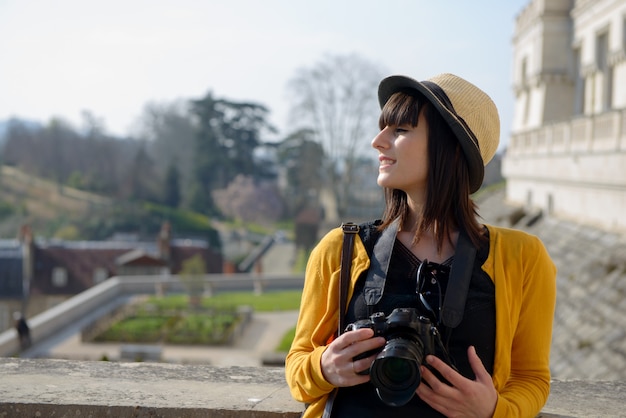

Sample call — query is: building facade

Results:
[503,0,626,231]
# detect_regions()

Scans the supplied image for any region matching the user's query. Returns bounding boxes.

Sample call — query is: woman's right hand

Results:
[320,328,386,387]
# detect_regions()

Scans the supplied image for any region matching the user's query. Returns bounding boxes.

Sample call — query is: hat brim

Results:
[378,75,484,193]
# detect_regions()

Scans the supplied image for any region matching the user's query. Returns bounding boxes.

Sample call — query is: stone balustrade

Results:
[0,358,623,417]
[507,106,626,157]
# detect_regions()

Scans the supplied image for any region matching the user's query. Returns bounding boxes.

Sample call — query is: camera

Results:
[345,307,437,407]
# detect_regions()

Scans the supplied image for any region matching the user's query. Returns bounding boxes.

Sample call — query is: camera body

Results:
[345,307,437,407]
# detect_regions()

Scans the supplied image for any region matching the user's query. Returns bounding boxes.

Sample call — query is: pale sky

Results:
[0,0,528,151]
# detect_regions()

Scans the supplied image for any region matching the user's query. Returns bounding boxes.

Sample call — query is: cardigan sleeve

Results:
[285,228,343,404]
[491,229,557,417]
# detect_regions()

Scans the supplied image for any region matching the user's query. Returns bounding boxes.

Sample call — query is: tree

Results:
[277,128,325,217]
[135,100,196,207]
[121,145,160,202]
[80,110,107,140]
[1,116,142,197]
[287,53,384,219]
[163,161,181,208]
[212,175,284,224]
[179,254,207,309]
[189,92,277,215]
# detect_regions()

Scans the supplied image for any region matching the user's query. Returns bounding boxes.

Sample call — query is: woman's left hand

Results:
[415,346,497,418]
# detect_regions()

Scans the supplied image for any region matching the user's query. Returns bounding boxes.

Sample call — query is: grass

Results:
[276,326,296,352]
[143,290,302,312]
[95,290,302,347]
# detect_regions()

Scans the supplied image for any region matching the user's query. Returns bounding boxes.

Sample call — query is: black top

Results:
[331,223,495,417]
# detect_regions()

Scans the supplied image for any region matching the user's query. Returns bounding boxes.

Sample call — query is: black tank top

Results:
[331,227,495,418]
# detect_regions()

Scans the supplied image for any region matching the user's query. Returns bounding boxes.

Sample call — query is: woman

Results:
[285,73,556,417]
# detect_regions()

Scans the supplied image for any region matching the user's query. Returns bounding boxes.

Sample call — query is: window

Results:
[596,31,612,111]
[623,16,626,52]
[547,194,554,215]
[521,57,531,125]
[573,47,585,115]
[52,267,68,288]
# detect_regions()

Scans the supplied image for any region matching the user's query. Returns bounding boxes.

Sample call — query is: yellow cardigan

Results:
[285,224,556,418]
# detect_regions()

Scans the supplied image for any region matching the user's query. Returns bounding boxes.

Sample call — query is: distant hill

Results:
[0,165,114,237]
[0,165,222,250]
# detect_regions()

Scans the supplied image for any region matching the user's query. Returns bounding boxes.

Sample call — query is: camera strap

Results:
[363,219,476,328]
[363,218,400,307]
[338,222,360,337]
[321,222,360,418]
[440,230,476,328]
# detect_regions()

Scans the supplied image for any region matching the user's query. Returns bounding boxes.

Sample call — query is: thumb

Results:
[468,346,490,382]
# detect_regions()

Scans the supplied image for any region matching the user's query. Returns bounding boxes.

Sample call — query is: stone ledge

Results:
[0,358,301,418]
[0,358,624,418]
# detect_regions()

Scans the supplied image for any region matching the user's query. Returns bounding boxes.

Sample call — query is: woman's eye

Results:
[395,128,408,134]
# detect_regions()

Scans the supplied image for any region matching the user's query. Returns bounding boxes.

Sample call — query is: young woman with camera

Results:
[285,73,556,418]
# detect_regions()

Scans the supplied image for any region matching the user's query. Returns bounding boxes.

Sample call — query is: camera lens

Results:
[369,337,425,407]
[375,356,416,387]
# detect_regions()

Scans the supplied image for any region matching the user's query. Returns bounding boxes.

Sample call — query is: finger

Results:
[351,360,370,376]
[335,328,374,348]
[352,350,380,375]
[335,333,385,360]
[417,365,437,394]
[352,334,385,353]
[416,367,450,411]
[425,355,465,387]
[419,362,452,396]
[467,346,490,383]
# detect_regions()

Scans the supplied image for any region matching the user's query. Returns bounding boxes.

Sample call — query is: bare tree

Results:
[287,53,384,219]
[134,100,196,207]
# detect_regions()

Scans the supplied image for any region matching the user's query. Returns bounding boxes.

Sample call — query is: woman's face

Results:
[372,109,429,198]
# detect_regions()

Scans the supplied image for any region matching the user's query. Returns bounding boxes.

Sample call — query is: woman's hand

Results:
[416,346,498,418]
[321,328,386,387]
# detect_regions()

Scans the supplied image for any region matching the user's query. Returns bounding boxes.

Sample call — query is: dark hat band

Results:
[420,81,480,152]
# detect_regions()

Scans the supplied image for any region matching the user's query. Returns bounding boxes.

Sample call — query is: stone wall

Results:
[0,358,623,418]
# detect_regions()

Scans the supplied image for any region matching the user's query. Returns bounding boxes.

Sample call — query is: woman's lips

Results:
[378,156,395,168]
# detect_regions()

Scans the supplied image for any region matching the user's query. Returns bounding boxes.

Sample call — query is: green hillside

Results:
[0,165,219,248]
[0,165,114,237]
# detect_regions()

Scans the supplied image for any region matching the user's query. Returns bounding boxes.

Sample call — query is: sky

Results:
[0,0,529,151]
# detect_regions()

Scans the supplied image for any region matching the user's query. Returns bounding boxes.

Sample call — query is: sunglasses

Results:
[416,260,449,326]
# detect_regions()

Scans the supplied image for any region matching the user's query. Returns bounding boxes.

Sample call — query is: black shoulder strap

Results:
[357,220,382,258]
[338,222,359,336]
[363,218,399,306]
[440,230,476,328]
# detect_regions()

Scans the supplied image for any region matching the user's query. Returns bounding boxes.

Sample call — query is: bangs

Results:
[379,90,424,129]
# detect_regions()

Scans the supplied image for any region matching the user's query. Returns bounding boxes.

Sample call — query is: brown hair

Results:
[377,90,486,251]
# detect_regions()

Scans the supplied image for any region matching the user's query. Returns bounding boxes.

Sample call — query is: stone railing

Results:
[0,273,304,357]
[0,358,623,417]
[507,108,626,156]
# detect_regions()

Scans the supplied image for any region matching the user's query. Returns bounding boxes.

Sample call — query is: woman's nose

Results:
[372,126,391,149]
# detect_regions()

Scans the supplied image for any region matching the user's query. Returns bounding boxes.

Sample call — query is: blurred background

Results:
[0,0,625,382]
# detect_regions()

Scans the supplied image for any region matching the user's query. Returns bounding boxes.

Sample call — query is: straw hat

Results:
[378,73,500,193]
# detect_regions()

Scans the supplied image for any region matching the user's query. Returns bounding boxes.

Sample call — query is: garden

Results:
[94,290,301,348]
